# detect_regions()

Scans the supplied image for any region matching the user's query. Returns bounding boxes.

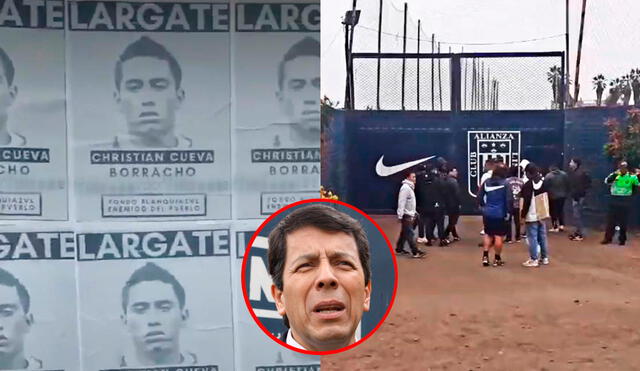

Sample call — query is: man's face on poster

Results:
[0,285,31,360]
[115,57,184,141]
[0,66,16,130]
[272,226,371,351]
[278,56,320,132]
[122,281,186,362]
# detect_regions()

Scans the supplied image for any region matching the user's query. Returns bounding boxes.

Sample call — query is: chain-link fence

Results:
[461,56,564,111]
[351,52,564,111]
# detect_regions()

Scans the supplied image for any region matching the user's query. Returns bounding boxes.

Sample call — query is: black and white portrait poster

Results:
[232,221,320,370]
[0,224,79,370]
[0,0,68,220]
[233,1,320,218]
[76,222,233,371]
[67,0,231,221]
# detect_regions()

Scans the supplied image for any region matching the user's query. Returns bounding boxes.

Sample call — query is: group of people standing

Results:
[476,157,596,267]
[396,154,639,264]
[396,160,462,258]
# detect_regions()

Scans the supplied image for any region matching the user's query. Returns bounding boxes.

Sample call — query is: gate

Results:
[324,52,566,214]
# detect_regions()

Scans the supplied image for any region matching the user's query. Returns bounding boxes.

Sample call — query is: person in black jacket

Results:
[567,158,592,241]
[415,163,449,246]
[443,166,462,242]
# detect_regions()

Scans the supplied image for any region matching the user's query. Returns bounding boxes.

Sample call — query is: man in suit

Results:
[268,204,371,351]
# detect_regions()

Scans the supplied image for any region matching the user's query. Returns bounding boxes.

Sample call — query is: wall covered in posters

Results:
[0,0,320,369]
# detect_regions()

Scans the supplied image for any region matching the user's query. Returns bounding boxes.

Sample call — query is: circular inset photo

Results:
[241,199,398,355]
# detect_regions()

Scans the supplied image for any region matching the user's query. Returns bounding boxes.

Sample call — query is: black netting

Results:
[353,54,562,111]
[461,56,563,111]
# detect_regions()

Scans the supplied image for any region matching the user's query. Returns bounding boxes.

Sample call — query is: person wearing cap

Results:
[601,161,639,246]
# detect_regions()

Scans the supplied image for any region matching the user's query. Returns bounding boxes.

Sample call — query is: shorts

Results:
[483,216,508,236]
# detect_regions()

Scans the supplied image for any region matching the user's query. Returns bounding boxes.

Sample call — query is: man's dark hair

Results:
[278,37,319,91]
[267,204,371,328]
[492,163,508,179]
[404,170,415,179]
[115,36,182,91]
[508,165,519,178]
[0,267,29,313]
[121,262,185,313]
[525,162,540,176]
[570,157,582,168]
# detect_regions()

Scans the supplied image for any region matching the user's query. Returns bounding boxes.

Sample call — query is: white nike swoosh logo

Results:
[484,185,505,192]
[375,155,435,177]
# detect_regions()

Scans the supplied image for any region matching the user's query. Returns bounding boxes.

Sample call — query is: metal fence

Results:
[351,51,565,111]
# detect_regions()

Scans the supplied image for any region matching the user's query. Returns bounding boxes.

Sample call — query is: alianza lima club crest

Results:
[467,130,521,197]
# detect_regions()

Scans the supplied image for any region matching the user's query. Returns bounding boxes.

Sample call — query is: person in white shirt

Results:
[520,163,550,267]
[396,172,425,258]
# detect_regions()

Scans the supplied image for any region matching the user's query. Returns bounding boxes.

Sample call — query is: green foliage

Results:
[603,109,640,167]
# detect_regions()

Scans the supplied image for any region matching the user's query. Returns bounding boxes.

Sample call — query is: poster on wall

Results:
[0,0,68,220]
[0,225,80,370]
[67,0,232,221]
[233,1,321,219]
[76,222,234,370]
[231,221,320,370]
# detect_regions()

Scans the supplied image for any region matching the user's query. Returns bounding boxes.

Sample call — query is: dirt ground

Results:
[322,215,640,370]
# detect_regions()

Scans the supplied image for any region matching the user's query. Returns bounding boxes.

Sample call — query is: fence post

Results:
[451,55,462,113]
[376,0,382,110]
[417,19,420,110]
[401,2,407,110]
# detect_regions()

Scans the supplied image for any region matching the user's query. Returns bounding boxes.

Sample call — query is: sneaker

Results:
[571,234,584,241]
[505,238,513,244]
[480,230,485,235]
[452,236,461,242]
[417,237,428,244]
[522,259,539,267]
[515,238,522,243]
[482,255,490,266]
[395,249,409,256]
[600,239,611,245]
[412,251,426,258]
[540,257,550,265]
[426,240,434,247]
[559,225,565,232]
[549,228,559,233]
[439,239,450,247]
[493,258,505,267]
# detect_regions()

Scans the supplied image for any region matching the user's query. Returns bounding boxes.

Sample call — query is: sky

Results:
[321,0,640,109]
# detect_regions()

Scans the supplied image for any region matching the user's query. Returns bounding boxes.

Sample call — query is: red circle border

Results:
[240,198,399,356]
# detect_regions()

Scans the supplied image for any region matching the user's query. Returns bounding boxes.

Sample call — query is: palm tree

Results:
[620,74,632,106]
[592,74,606,106]
[630,68,640,107]
[547,65,562,107]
